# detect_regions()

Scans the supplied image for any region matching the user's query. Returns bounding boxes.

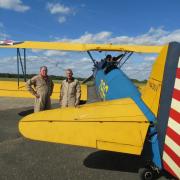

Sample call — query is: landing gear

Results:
[139,164,160,180]
[139,168,154,180]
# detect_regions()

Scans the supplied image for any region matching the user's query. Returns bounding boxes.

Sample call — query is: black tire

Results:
[139,168,155,180]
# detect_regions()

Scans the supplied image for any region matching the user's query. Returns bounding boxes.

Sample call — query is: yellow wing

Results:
[0,81,87,101]
[19,98,149,155]
[0,41,163,53]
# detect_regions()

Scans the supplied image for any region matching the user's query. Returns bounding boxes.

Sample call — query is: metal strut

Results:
[119,52,133,68]
[87,51,96,65]
[16,48,27,89]
[24,48,27,82]
[17,49,20,88]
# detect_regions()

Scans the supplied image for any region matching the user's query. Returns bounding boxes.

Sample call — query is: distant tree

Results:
[0,73,85,81]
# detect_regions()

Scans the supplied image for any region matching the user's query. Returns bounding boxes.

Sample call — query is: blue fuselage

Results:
[94,67,162,169]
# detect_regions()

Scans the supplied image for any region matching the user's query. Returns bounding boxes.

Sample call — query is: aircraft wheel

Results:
[139,168,154,180]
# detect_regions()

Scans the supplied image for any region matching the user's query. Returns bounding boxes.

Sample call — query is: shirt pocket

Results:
[69,84,76,96]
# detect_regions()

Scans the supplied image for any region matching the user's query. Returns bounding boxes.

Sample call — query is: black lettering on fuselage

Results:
[148,81,160,92]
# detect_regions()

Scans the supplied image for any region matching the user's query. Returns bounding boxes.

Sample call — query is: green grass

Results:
[0,77,91,86]
[0,77,24,81]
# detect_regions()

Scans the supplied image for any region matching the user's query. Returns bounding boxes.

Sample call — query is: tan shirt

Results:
[60,79,81,107]
[26,75,54,97]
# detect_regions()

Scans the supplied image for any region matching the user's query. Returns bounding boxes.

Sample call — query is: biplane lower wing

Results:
[19,98,149,155]
[0,81,87,101]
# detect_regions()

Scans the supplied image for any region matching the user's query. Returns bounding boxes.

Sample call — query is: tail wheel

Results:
[139,168,154,180]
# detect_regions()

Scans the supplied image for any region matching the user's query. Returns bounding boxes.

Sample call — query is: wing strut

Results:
[119,52,133,68]
[87,51,96,65]
[17,48,27,88]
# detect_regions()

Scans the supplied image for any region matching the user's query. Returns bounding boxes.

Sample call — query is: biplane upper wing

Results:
[19,98,150,155]
[0,41,163,53]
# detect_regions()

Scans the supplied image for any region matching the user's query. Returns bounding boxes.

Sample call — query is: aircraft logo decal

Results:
[99,79,109,100]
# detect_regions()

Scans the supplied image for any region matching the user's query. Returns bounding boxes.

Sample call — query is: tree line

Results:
[0,73,85,81]
[0,73,147,83]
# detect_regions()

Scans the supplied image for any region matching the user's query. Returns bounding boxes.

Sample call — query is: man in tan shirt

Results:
[26,66,54,112]
[60,69,81,107]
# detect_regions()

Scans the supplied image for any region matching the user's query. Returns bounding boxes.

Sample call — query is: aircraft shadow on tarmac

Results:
[83,138,154,173]
[18,103,61,117]
[83,150,145,172]
[18,101,87,117]
[83,150,174,179]
[18,108,34,116]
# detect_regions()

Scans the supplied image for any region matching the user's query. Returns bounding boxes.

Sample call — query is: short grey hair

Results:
[40,66,47,71]
[66,68,73,73]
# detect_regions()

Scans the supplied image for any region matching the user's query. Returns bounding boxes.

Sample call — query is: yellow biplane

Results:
[0,41,179,179]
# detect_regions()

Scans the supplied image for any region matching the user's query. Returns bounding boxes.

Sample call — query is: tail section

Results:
[157,42,180,178]
[142,42,180,178]
[141,44,169,116]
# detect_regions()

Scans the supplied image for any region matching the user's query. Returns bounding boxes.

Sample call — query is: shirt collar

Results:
[66,77,74,82]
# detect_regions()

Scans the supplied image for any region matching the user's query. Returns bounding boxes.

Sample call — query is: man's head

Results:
[66,69,73,80]
[105,54,112,62]
[40,66,48,77]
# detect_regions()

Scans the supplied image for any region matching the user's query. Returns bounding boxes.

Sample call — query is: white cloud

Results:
[47,2,74,24]
[0,51,159,80]
[57,31,112,43]
[122,61,154,81]
[109,27,180,45]
[31,49,44,53]
[0,54,92,78]
[55,27,180,45]
[31,49,68,57]
[44,50,67,57]
[0,22,9,39]
[58,16,66,24]
[144,56,156,61]
[1,27,180,80]
[159,29,180,44]
[47,3,71,14]
[0,0,30,12]
[0,32,9,39]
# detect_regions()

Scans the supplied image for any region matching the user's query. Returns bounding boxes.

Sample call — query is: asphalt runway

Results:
[0,87,173,180]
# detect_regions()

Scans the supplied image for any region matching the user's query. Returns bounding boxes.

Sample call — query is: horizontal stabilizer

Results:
[19,98,149,155]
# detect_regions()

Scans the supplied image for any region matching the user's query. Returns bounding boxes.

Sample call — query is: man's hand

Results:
[59,100,62,107]
[75,102,80,108]
[75,104,80,108]
[35,94,40,98]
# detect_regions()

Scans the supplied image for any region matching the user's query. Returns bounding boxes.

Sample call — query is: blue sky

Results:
[0,0,180,80]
